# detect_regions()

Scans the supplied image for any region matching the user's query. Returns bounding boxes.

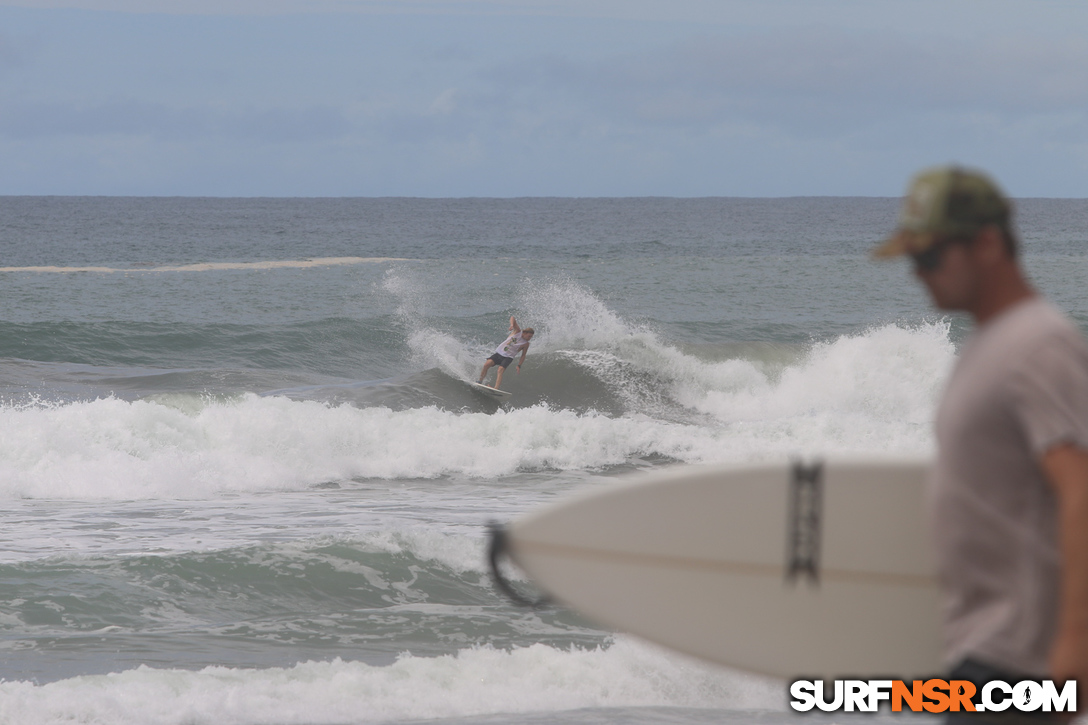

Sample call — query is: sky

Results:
[1,0,1087,197]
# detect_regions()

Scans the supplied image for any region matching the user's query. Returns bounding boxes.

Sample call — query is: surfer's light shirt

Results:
[495,333,531,358]
[931,298,1088,675]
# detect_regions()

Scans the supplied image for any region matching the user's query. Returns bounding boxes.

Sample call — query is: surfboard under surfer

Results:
[478,317,533,390]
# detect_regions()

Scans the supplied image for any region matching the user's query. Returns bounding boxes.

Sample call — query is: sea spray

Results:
[383,268,488,380]
[520,278,641,347]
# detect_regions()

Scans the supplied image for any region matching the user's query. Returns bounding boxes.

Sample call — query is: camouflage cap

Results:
[873,166,1010,258]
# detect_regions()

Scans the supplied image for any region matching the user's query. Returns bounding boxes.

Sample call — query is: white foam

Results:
[0,277,955,499]
[681,321,955,452]
[0,317,952,500]
[350,528,490,574]
[0,639,783,725]
[0,396,673,499]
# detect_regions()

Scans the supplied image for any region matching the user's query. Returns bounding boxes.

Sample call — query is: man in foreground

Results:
[874,167,1088,718]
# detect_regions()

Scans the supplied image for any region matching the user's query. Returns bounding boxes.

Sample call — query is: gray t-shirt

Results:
[932,297,1088,675]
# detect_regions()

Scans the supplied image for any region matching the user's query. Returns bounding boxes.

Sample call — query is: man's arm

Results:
[1042,443,1088,708]
[517,346,528,372]
[509,316,521,334]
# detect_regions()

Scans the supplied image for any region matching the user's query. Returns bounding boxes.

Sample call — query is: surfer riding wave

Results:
[478,317,533,390]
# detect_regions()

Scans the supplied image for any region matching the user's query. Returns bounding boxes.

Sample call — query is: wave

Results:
[0,534,604,677]
[390,275,955,420]
[0,318,406,382]
[0,275,954,417]
[0,277,955,500]
[0,327,949,500]
[0,395,692,499]
[0,639,782,724]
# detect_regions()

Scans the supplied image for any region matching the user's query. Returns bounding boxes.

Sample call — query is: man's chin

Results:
[927,291,967,312]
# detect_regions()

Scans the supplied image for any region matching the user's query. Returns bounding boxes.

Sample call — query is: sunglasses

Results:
[910,236,969,273]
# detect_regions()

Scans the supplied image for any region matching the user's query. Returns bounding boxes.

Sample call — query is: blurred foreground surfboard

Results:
[489,459,943,679]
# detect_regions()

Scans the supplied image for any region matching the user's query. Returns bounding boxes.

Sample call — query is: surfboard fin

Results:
[487,522,551,608]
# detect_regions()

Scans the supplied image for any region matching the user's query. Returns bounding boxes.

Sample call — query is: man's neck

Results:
[970,265,1037,325]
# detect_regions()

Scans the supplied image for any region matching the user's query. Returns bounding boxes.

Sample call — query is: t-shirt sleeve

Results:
[1010,330,1088,455]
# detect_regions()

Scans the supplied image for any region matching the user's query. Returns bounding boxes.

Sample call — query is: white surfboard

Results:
[467,381,512,398]
[492,459,943,679]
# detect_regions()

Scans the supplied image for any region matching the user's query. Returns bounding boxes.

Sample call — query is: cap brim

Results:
[871,231,910,259]
[871,230,934,259]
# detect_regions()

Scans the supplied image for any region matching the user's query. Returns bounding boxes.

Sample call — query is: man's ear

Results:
[974,225,1008,266]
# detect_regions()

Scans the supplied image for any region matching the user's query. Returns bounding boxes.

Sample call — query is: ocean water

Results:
[0,196,1086,725]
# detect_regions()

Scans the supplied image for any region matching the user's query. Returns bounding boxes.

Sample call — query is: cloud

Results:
[0,99,358,142]
[0,0,699,18]
[0,0,814,21]
[0,32,23,70]
[426,88,458,115]
[481,29,1088,134]
[2,4,1087,196]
